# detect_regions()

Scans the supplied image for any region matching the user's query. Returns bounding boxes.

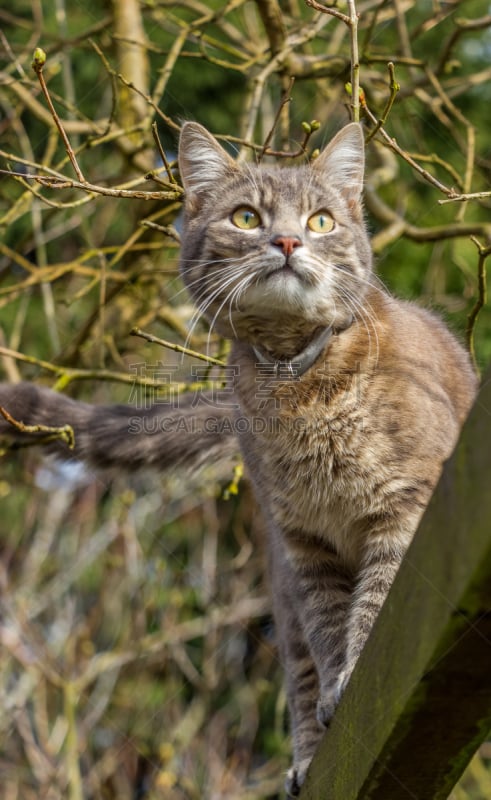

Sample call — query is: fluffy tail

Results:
[0,382,238,472]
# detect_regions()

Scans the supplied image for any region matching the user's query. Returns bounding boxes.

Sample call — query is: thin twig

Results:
[258,76,295,161]
[31,48,85,182]
[466,238,490,373]
[130,327,226,367]
[407,152,463,191]
[0,345,209,392]
[439,191,491,205]
[304,0,360,121]
[152,121,178,184]
[115,70,180,132]
[347,0,360,121]
[140,221,181,242]
[365,188,491,251]
[0,169,182,200]
[0,405,75,449]
[362,101,454,196]
[89,39,119,138]
[305,0,349,25]
[64,682,84,800]
[365,62,400,142]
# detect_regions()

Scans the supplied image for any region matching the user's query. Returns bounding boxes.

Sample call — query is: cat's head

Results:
[178,122,372,357]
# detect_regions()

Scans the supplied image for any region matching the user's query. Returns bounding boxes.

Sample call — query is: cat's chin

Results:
[241,282,346,332]
[242,275,322,314]
[262,267,314,300]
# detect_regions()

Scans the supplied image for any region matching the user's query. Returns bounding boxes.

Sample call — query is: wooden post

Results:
[300,365,491,800]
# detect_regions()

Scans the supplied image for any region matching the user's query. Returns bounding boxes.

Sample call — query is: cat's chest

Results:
[236,374,376,542]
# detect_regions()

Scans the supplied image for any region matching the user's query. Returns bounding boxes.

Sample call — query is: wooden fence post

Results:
[300,366,491,800]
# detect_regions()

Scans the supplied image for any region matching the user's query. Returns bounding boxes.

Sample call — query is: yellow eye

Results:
[307,211,334,234]
[231,206,261,230]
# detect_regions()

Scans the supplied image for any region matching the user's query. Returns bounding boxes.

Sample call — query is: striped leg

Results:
[297,556,355,727]
[281,532,355,730]
[280,614,324,796]
[341,531,411,693]
[270,540,323,795]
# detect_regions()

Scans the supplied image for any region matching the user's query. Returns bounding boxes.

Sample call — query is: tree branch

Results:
[466,238,490,373]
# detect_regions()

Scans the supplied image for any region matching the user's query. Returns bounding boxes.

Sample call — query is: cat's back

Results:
[372,291,477,425]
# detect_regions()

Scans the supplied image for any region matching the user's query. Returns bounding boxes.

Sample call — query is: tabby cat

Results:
[0,122,478,795]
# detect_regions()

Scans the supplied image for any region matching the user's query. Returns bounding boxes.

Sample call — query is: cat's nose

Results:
[271,235,302,257]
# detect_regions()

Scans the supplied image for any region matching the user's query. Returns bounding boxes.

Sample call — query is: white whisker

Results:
[206,273,254,347]
[183,261,256,354]
[338,286,380,365]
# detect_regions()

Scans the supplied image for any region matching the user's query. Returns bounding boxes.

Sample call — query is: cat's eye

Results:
[307,210,335,234]
[231,206,261,230]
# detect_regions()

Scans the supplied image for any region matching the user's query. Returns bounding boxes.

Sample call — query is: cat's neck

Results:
[229,312,354,362]
[252,325,337,377]
[232,286,389,385]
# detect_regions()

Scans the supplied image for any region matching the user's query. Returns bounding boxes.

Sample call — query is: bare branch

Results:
[130,327,226,367]
[0,404,75,449]
[255,0,287,55]
[364,61,399,142]
[362,102,455,197]
[305,0,349,25]
[366,187,491,252]
[440,191,491,205]
[305,0,360,120]
[31,48,85,182]
[467,239,490,373]
[0,169,182,200]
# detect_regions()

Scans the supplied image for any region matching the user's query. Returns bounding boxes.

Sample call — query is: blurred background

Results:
[0,1,490,797]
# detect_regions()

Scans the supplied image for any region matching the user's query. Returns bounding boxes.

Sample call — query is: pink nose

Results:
[271,235,302,257]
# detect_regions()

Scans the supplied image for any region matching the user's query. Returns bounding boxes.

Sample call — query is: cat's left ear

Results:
[312,123,364,209]
[179,122,238,209]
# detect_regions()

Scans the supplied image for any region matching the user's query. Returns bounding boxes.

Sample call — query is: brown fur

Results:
[0,123,477,795]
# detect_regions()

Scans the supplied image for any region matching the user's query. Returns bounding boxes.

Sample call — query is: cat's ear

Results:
[312,123,364,208]
[179,122,237,209]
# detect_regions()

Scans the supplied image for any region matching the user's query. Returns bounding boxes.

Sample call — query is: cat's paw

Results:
[334,666,351,699]
[316,691,337,728]
[316,668,351,727]
[285,758,312,797]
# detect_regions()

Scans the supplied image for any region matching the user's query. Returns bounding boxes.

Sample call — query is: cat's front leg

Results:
[282,632,323,798]
[284,533,355,731]
[334,528,413,703]
[269,534,326,795]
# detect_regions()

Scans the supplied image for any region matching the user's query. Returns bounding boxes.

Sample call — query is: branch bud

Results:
[32,47,47,71]
[345,82,366,105]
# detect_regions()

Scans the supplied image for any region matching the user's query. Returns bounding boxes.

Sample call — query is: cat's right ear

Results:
[312,122,365,212]
[179,123,237,210]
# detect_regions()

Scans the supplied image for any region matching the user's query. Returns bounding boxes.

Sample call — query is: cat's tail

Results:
[0,382,238,472]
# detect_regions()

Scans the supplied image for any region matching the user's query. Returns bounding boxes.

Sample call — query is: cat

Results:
[0,122,478,795]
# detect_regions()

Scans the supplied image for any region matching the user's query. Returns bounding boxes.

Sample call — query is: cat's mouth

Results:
[264,263,305,283]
